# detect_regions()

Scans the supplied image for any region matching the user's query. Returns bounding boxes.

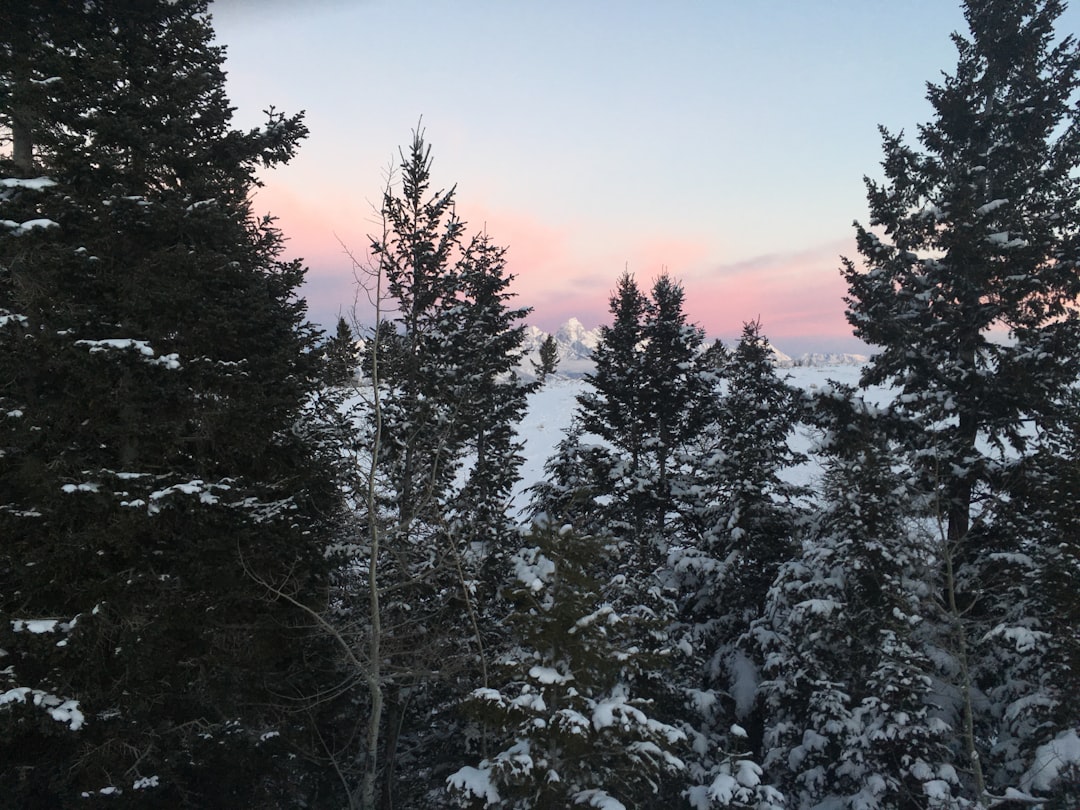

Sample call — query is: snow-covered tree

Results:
[842,0,1080,801]
[670,321,805,653]
[446,232,534,550]
[0,2,341,805]
[326,130,534,807]
[448,519,687,809]
[576,272,713,547]
[749,386,959,809]
[666,321,805,806]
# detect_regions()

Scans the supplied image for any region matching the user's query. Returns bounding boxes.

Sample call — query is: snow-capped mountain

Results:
[521,318,603,377]
[782,351,869,368]
[520,319,865,377]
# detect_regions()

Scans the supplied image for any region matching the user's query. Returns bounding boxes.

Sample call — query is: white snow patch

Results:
[447,766,501,804]
[1021,728,1080,794]
[0,176,58,190]
[529,665,572,685]
[2,218,59,235]
[574,788,627,809]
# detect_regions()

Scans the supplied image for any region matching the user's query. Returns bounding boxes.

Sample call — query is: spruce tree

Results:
[842,0,1080,801]
[532,333,559,382]
[749,386,957,809]
[576,272,713,545]
[0,2,340,806]
[448,520,687,809]
[667,321,805,807]
[577,271,649,472]
[346,130,534,806]
[323,315,360,386]
[843,0,1080,546]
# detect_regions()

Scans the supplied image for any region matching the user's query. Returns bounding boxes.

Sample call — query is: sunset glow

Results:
[212,1,1080,354]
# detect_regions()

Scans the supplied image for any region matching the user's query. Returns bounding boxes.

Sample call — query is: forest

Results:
[1,1,1079,808]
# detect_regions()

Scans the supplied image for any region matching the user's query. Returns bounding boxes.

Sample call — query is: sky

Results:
[210,1,1078,355]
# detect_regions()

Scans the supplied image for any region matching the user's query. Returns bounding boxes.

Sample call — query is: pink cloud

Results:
[257,183,866,353]
[686,241,857,336]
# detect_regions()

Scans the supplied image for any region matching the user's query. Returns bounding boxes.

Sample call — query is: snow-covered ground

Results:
[510,362,883,515]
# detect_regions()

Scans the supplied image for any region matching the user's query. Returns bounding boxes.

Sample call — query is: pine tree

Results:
[0,2,340,806]
[576,272,713,546]
[670,321,805,642]
[640,274,714,530]
[844,0,1080,552]
[667,321,805,806]
[749,386,958,809]
[445,232,534,549]
[842,0,1080,801]
[339,130,534,806]
[448,519,687,809]
[531,333,559,382]
[578,271,649,471]
[323,315,360,386]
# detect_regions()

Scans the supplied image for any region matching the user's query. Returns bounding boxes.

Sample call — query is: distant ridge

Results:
[521,319,866,377]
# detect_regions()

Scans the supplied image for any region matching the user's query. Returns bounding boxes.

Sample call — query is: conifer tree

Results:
[0,2,340,806]
[844,0,1080,552]
[532,333,559,382]
[576,272,712,545]
[578,271,649,471]
[670,321,805,642]
[842,0,1080,800]
[343,130,534,806]
[324,315,360,386]
[448,520,687,809]
[749,386,958,809]
[666,321,804,806]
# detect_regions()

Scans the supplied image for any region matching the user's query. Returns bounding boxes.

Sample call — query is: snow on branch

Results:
[74,339,181,369]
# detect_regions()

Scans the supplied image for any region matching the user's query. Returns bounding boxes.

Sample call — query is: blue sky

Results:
[210,0,1079,354]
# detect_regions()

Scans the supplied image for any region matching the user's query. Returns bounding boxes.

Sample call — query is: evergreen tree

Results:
[448,520,687,809]
[532,333,559,382]
[0,2,340,806]
[445,232,534,549]
[341,130,534,806]
[640,274,714,530]
[667,322,804,806]
[842,0,1080,800]
[670,321,805,644]
[842,0,1080,550]
[749,386,957,809]
[577,271,649,471]
[323,315,360,386]
[576,272,713,545]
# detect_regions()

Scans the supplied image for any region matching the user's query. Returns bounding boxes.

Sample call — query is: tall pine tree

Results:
[842,0,1080,802]
[1,2,340,806]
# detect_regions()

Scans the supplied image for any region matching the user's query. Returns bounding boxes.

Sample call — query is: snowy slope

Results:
[510,362,883,514]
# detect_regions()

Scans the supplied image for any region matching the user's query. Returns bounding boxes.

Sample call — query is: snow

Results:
[1021,728,1080,794]
[976,198,1009,215]
[1,218,59,235]
[529,665,572,685]
[74,338,181,369]
[0,176,58,190]
[728,650,760,720]
[0,688,85,730]
[13,619,59,633]
[447,766,501,804]
[574,788,627,810]
[512,546,556,592]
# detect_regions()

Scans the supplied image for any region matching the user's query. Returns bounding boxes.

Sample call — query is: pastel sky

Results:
[210,1,1079,354]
